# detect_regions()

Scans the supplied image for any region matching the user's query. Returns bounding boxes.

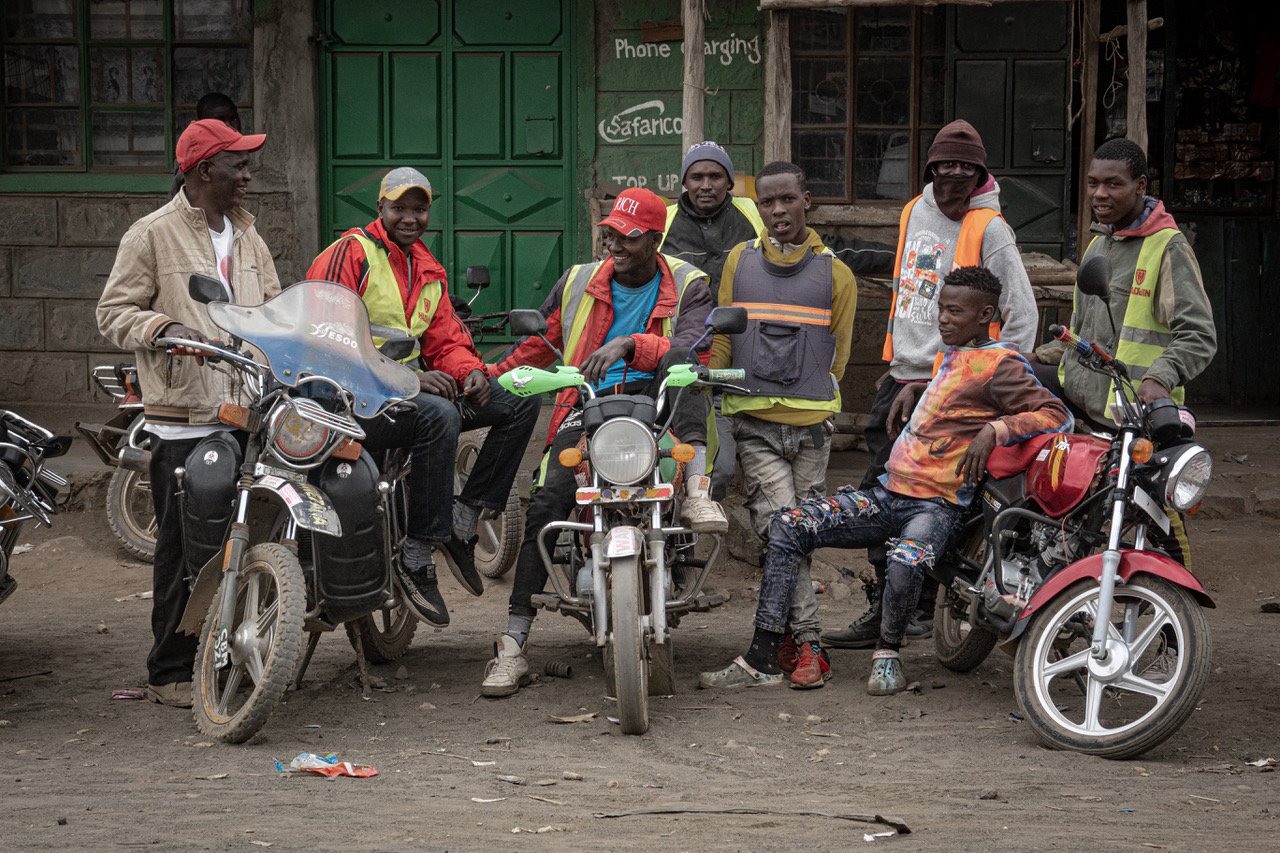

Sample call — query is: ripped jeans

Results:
[757,484,964,649]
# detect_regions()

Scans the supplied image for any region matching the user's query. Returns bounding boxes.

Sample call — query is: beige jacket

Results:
[97,189,281,425]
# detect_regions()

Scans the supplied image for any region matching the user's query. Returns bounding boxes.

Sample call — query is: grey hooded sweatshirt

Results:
[888,180,1038,381]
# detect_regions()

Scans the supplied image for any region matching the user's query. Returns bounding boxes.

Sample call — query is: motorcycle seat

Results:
[986,433,1056,479]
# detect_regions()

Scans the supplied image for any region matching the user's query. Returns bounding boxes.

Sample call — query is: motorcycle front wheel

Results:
[193,543,306,743]
[345,602,417,663]
[106,466,156,561]
[605,554,649,734]
[1012,575,1211,759]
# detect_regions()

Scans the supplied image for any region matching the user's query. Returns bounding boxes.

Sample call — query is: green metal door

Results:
[319,0,574,319]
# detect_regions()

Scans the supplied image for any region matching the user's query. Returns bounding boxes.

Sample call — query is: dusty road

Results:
[2,430,1279,852]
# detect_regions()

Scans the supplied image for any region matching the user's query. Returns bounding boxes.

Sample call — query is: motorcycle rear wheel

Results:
[106,467,156,561]
[345,602,417,663]
[605,554,649,734]
[1012,575,1211,759]
[455,430,523,578]
[933,585,998,673]
[193,543,306,744]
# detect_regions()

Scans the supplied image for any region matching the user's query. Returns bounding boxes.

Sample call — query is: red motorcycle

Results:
[931,255,1213,759]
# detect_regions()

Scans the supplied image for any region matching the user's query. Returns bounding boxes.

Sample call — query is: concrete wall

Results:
[0,0,319,404]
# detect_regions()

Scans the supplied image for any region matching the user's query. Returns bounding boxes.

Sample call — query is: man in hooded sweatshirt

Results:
[823,119,1038,651]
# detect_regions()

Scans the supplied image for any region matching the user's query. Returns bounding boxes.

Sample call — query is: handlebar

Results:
[156,337,263,373]
[1049,324,1114,365]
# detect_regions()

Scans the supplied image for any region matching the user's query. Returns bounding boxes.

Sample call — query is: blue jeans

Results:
[757,484,963,648]
[360,378,540,544]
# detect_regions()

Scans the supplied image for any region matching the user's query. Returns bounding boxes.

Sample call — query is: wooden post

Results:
[681,0,705,152]
[1077,0,1101,261]
[1126,0,1147,151]
[764,10,791,163]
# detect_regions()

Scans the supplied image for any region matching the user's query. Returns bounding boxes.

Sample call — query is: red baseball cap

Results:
[176,118,266,173]
[597,188,666,237]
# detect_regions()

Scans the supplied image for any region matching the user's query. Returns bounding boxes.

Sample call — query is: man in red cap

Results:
[97,119,278,709]
[479,187,720,698]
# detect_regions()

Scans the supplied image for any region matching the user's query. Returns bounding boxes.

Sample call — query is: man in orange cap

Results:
[97,119,279,709]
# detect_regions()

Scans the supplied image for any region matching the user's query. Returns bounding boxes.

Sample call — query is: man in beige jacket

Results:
[97,119,280,708]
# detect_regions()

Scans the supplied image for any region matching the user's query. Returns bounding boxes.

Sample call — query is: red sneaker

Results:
[777,634,799,674]
[790,642,832,690]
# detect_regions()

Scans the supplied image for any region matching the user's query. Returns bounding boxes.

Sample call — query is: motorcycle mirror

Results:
[1076,254,1111,303]
[369,324,418,362]
[508,308,548,338]
[188,273,228,305]
[465,265,491,291]
[38,435,73,458]
[708,305,748,335]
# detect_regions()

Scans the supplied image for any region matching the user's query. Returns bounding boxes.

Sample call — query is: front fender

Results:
[1006,549,1214,645]
[251,475,342,537]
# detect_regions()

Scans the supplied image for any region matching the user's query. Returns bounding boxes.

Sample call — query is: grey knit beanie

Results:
[680,141,735,189]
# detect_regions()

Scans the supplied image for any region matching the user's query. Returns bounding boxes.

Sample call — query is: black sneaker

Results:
[440,534,484,596]
[821,581,882,649]
[400,567,449,626]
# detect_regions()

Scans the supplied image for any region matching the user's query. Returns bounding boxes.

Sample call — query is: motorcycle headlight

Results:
[589,418,657,486]
[1160,445,1212,512]
[268,402,331,464]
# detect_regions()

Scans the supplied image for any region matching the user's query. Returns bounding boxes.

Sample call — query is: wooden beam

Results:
[1126,0,1148,151]
[759,0,1029,9]
[764,10,791,163]
[1077,0,1100,262]
[681,0,706,151]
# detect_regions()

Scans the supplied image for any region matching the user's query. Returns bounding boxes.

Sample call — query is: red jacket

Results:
[491,254,711,442]
[306,218,483,384]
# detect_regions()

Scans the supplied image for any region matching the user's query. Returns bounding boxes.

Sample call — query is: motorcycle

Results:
[0,411,72,606]
[165,274,422,743]
[75,364,155,560]
[497,305,749,735]
[930,254,1214,758]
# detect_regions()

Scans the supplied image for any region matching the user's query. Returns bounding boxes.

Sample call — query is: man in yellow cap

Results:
[307,167,539,627]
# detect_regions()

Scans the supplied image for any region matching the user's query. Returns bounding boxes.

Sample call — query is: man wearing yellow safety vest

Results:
[660,141,765,502]
[1033,137,1216,566]
[824,120,1038,652]
[706,161,857,690]
[307,167,539,628]
[479,187,720,698]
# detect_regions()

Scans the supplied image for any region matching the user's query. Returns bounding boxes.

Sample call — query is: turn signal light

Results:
[218,403,251,429]
[333,438,363,461]
[559,447,584,468]
[670,443,696,463]
[1131,438,1154,464]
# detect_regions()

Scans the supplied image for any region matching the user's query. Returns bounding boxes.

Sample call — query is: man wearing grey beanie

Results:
[661,141,765,500]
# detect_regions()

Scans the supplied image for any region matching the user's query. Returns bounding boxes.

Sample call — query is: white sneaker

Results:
[481,634,530,698]
[681,475,728,533]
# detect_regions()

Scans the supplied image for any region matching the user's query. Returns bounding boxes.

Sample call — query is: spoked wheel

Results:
[604,554,649,734]
[194,543,306,743]
[455,430,522,578]
[107,466,156,561]
[934,585,997,673]
[1012,576,1211,759]
[345,602,417,663]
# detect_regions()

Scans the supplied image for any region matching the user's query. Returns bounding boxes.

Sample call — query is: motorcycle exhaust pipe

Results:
[118,446,151,472]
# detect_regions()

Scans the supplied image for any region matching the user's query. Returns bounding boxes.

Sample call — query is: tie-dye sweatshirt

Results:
[883,341,1072,505]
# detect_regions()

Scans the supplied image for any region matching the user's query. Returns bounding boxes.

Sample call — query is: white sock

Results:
[688,444,708,480]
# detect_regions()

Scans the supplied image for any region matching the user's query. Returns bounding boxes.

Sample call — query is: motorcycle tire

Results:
[345,603,418,664]
[106,466,156,561]
[1012,576,1212,760]
[193,543,306,744]
[455,430,522,579]
[605,554,649,734]
[933,585,998,673]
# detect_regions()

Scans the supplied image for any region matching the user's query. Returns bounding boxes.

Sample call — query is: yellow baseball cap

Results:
[379,166,433,203]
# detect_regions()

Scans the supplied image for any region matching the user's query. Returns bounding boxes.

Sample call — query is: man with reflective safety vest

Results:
[307,166,539,628]
[479,187,719,698]
[707,161,857,689]
[824,120,1038,652]
[660,141,765,502]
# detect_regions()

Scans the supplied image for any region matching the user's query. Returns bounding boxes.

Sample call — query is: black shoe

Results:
[400,568,449,626]
[821,581,883,649]
[441,534,484,596]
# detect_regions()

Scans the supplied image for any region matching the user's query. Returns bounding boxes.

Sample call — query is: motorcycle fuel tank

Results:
[1026,434,1110,518]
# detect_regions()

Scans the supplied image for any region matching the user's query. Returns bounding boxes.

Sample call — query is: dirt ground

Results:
[2,425,1279,852]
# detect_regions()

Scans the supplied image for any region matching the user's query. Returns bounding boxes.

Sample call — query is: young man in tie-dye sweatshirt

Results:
[699,266,1071,695]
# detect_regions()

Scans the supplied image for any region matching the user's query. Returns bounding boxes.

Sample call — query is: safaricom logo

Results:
[598,100,682,144]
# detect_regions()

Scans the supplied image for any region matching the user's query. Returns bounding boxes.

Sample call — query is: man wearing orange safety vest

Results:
[823,120,1038,651]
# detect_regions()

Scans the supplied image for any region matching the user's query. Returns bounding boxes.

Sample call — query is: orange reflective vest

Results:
[882,199,1003,362]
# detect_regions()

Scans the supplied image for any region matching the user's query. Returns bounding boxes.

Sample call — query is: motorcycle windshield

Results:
[208,281,419,417]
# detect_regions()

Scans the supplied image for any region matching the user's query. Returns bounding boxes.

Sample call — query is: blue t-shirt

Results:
[596,271,662,390]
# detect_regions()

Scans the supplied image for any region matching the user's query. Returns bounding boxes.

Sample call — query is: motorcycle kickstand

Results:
[350,629,374,701]
[293,630,322,691]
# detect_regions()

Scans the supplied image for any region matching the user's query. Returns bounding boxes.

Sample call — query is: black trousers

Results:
[147,435,202,686]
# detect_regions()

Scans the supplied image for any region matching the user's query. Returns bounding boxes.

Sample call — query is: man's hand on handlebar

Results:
[1137,377,1171,405]
[462,368,491,408]
[160,322,209,364]
[419,370,458,400]
[580,336,635,385]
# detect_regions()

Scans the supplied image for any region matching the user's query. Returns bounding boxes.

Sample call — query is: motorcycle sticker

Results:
[203,450,219,465]
[336,463,352,478]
